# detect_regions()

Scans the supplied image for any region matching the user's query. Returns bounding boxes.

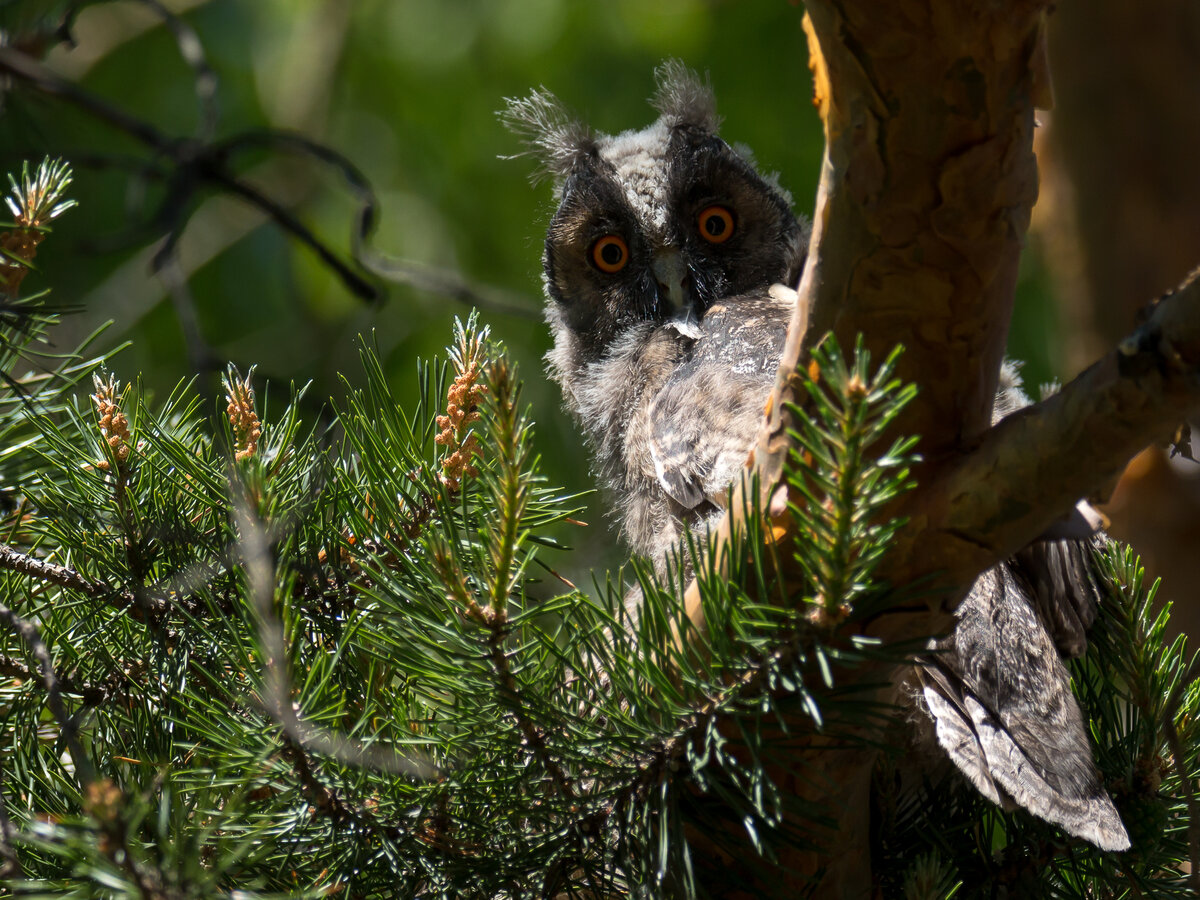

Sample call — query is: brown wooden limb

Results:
[877,268,1200,630]
[781,0,1047,466]
[0,541,173,619]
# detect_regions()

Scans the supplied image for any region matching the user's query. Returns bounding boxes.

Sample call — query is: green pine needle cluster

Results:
[785,336,919,625]
[0,302,925,897]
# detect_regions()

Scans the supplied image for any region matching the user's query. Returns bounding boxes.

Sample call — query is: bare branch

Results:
[0,541,106,596]
[360,255,538,321]
[0,44,539,320]
[0,44,378,302]
[0,541,182,621]
[879,268,1200,630]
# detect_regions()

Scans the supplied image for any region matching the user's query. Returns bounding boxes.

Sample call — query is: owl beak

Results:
[653,249,702,338]
[652,250,686,311]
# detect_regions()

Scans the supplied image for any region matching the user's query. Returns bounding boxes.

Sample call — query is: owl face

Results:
[545,124,802,358]
[504,61,806,364]
[502,61,808,557]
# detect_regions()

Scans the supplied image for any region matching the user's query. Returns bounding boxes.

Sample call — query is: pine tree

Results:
[0,158,1194,898]
[2,1,1200,896]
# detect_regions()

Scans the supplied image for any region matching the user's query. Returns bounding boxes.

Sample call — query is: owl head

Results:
[502,61,807,368]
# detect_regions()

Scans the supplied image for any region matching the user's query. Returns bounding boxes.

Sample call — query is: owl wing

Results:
[647,292,794,511]
[648,364,766,510]
[919,535,1130,851]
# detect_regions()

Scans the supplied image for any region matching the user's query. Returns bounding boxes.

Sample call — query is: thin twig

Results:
[361,256,537,321]
[0,541,106,595]
[0,44,377,302]
[0,45,170,153]
[276,733,410,844]
[0,44,540,319]
[211,129,539,318]
[0,541,173,618]
[196,157,377,299]
[475,604,577,801]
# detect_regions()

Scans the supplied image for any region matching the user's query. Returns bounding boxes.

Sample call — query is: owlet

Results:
[502,61,1128,852]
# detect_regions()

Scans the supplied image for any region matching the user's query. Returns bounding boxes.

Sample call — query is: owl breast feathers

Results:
[503,61,1128,852]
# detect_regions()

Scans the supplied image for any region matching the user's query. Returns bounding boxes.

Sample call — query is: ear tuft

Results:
[499,89,595,185]
[650,59,720,132]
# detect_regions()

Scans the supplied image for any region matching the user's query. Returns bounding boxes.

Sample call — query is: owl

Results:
[503,61,1128,851]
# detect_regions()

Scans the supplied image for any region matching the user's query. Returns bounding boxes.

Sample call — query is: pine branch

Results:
[0,539,185,621]
[0,651,131,705]
[276,733,404,840]
[239,503,435,781]
[884,267,1200,619]
[469,602,577,802]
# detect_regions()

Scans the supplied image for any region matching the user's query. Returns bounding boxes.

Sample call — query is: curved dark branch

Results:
[0,44,379,302]
[0,541,173,620]
[0,44,539,318]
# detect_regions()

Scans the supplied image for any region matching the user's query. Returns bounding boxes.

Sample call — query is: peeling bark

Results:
[754,0,1051,638]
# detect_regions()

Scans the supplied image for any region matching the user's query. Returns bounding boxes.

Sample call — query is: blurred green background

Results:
[0,0,1061,577]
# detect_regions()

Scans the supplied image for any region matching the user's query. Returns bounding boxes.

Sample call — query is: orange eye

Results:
[591,235,629,273]
[698,205,735,243]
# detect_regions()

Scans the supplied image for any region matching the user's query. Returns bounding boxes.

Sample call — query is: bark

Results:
[762,0,1048,629]
[682,2,1200,895]
[888,267,1200,599]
